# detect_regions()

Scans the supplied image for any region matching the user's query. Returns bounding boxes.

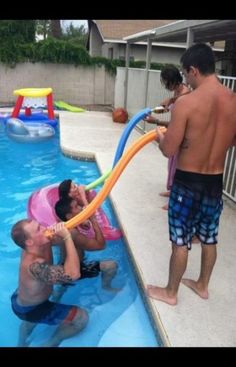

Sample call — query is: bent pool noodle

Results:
[85,168,111,191]
[85,108,151,190]
[112,107,151,168]
[44,129,158,237]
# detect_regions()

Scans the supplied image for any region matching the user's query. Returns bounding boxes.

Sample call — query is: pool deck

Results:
[7,108,235,347]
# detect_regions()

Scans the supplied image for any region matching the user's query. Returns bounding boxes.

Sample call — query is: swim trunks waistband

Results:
[175,169,223,185]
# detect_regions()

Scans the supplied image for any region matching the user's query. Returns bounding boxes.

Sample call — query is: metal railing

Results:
[219,75,236,202]
[223,145,236,202]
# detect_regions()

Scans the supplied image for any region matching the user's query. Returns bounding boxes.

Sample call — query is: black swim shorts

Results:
[80,261,101,279]
[60,260,101,281]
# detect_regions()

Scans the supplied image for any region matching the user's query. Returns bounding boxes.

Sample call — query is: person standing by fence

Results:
[147,43,236,305]
[145,65,190,209]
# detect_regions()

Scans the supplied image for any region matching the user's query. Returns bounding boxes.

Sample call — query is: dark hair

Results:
[55,198,73,221]
[180,43,215,75]
[160,65,183,90]
[58,179,72,199]
[11,219,31,249]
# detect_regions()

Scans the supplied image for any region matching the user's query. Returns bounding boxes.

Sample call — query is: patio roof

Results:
[123,19,236,44]
[123,20,236,109]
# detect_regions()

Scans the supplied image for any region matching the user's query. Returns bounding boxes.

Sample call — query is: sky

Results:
[61,20,88,30]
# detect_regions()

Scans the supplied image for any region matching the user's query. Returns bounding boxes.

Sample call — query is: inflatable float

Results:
[28,184,122,240]
[15,113,58,128]
[6,118,55,143]
[12,88,58,128]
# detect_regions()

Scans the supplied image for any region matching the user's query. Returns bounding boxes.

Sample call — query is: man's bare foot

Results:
[181,279,208,299]
[159,191,170,197]
[161,203,169,210]
[146,284,177,305]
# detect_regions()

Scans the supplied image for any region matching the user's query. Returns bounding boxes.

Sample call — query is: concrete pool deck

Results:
[4,108,235,347]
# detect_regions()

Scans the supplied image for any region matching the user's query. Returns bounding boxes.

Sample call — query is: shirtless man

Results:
[11,220,88,347]
[146,43,236,305]
[54,197,118,294]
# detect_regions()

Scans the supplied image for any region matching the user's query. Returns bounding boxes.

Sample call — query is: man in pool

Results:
[147,43,236,305]
[54,197,119,297]
[11,220,88,347]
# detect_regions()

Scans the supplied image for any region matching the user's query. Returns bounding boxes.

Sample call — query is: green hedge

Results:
[0,37,175,72]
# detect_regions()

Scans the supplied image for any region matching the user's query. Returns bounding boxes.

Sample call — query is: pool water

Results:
[0,122,160,347]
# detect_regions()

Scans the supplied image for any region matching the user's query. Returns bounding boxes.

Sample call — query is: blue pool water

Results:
[0,122,160,347]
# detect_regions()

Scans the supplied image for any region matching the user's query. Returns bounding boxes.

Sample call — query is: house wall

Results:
[93,40,222,71]
[89,23,103,57]
[98,42,183,65]
[129,44,184,65]
[0,63,115,106]
[102,43,121,59]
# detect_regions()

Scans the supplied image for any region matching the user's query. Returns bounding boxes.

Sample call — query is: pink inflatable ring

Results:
[27,183,122,240]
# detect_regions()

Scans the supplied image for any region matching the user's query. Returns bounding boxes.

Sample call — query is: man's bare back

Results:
[161,76,236,174]
[148,44,236,306]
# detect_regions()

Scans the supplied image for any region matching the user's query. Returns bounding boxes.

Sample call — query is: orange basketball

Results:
[112,108,128,124]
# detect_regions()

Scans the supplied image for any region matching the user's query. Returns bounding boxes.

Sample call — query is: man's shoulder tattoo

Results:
[29,261,73,284]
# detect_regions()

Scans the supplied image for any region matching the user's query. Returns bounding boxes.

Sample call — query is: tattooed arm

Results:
[49,222,80,280]
[29,262,74,284]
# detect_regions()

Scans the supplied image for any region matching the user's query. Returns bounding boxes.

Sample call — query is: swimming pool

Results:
[0,122,161,347]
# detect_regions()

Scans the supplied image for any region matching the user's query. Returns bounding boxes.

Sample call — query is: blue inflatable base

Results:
[0,112,58,128]
[0,113,11,123]
[18,113,58,128]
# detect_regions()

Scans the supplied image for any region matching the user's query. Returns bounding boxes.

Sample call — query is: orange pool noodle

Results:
[44,129,159,238]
